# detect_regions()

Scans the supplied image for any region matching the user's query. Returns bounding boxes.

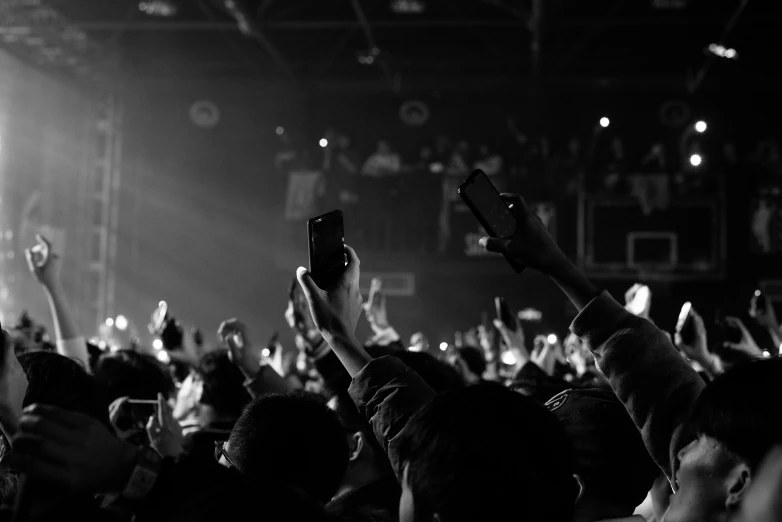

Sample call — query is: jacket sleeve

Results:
[570,291,707,480]
[348,356,437,478]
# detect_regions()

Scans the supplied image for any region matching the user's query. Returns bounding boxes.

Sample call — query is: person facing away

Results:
[362,141,401,177]
[220,391,349,506]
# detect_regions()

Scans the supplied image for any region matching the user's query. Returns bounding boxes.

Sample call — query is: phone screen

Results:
[459,170,517,238]
[676,302,692,332]
[308,210,346,288]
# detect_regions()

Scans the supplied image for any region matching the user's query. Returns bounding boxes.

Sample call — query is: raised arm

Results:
[25,235,89,370]
[296,245,372,377]
[481,193,706,480]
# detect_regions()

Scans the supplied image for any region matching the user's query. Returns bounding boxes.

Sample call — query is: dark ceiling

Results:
[0,0,778,92]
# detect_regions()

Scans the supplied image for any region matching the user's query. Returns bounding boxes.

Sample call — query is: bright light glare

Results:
[115,315,128,331]
[763,351,771,358]
[695,121,707,133]
[152,339,164,350]
[439,342,448,351]
[755,290,762,297]
[275,126,284,135]
[547,334,558,345]
[501,351,517,365]
[261,348,271,357]
[319,138,328,148]
[156,350,170,364]
[689,154,702,167]
[105,318,114,327]
[599,117,610,128]
[724,48,737,59]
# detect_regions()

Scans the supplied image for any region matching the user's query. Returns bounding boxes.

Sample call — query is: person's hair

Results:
[196,350,251,419]
[454,345,486,377]
[228,391,349,503]
[18,351,110,428]
[396,383,575,522]
[93,349,175,402]
[691,357,782,471]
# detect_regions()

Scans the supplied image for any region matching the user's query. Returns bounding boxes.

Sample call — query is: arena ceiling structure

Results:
[0,0,776,93]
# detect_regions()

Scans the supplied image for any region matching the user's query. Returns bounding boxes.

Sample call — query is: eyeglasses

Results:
[214,440,235,468]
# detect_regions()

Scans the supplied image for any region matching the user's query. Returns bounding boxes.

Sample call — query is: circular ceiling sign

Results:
[190,100,220,129]
[658,100,691,128]
[399,100,430,127]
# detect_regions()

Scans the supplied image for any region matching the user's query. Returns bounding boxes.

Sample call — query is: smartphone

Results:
[676,302,696,345]
[150,301,184,351]
[122,400,158,432]
[308,210,347,289]
[458,169,524,273]
[495,297,516,331]
[627,285,650,316]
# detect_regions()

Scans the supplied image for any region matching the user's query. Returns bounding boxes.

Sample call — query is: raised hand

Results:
[218,318,261,378]
[493,318,528,367]
[147,393,184,458]
[12,404,139,493]
[24,234,61,290]
[674,308,721,376]
[296,245,363,342]
[363,278,389,329]
[724,316,764,357]
[479,194,567,273]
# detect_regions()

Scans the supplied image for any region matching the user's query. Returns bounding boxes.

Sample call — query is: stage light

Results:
[319,138,328,148]
[138,1,177,17]
[153,339,164,350]
[501,351,517,365]
[708,43,738,60]
[275,126,284,135]
[599,117,610,128]
[695,120,707,133]
[262,348,271,357]
[106,318,114,327]
[439,342,448,351]
[755,289,762,297]
[547,334,558,344]
[689,154,702,167]
[156,350,170,363]
[115,315,128,331]
[724,48,737,59]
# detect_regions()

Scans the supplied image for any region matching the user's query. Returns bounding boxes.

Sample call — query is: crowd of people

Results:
[1,188,782,521]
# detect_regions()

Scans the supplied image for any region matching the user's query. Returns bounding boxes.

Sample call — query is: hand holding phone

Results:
[463,172,565,274]
[625,284,651,318]
[495,297,517,332]
[675,302,696,346]
[308,210,347,289]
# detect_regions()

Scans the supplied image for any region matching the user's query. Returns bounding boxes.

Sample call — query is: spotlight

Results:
[547,334,558,344]
[689,154,702,167]
[501,351,517,365]
[439,342,448,351]
[115,315,129,331]
[319,138,328,148]
[153,339,164,350]
[261,348,271,357]
[105,318,114,327]
[763,350,771,358]
[724,48,737,59]
[275,126,284,135]
[694,121,707,133]
[755,289,762,297]
[708,43,738,60]
[599,117,610,128]
[156,350,170,363]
